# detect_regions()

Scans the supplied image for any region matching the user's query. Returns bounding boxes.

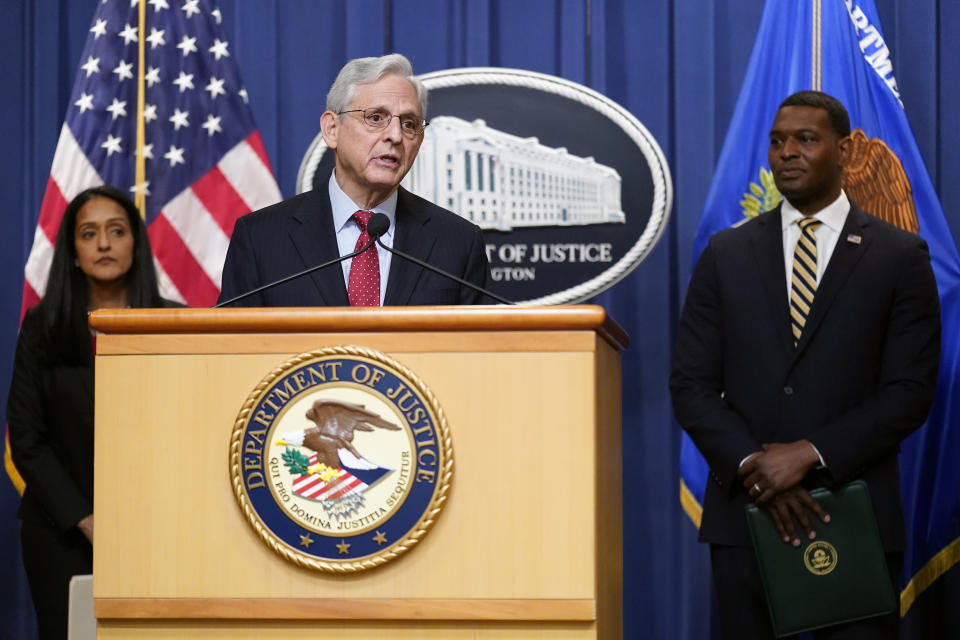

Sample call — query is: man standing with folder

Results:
[670,91,941,638]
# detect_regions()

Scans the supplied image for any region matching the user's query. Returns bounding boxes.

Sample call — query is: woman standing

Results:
[7,185,175,639]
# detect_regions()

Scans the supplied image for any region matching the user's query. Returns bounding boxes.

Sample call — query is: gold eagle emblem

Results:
[842,128,919,233]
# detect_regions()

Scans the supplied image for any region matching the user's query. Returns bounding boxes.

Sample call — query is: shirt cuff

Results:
[739,451,760,468]
[809,442,826,469]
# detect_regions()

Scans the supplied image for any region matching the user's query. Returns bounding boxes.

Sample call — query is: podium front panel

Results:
[92,308,622,638]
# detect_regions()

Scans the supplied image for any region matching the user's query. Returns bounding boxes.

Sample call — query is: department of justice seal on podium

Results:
[229,346,452,572]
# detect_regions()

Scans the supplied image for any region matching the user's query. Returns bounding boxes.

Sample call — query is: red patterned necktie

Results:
[347,210,380,307]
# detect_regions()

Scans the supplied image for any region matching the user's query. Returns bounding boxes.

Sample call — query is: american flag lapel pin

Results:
[846,233,862,245]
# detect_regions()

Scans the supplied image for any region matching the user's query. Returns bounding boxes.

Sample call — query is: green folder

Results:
[744,480,896,637]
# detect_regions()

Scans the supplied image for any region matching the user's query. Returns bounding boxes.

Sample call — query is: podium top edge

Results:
[88,305,629,350]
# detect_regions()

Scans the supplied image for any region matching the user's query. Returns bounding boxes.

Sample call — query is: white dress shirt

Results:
[328,172,396,306]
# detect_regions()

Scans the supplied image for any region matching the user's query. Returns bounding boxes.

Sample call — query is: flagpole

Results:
[134,0,147,217]
[812,0,822,91]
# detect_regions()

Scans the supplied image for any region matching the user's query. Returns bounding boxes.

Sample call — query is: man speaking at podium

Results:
[218,53,491,307]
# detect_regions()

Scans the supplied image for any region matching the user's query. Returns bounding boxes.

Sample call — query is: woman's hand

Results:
[77,514,94,544]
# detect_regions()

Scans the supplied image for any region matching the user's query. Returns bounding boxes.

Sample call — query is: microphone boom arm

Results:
[214,236,379,308]
[375,237,514,305]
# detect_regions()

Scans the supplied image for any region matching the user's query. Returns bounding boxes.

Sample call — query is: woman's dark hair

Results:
[38,185,163,364]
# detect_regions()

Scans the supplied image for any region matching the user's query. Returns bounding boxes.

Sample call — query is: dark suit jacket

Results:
[8,299,185,531]
[218,186,492,306]
[8,306,95,532]
[8,299,182,639]
[670,203,941,551]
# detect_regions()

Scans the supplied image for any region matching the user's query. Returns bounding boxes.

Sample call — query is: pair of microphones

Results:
[214,212,513,308]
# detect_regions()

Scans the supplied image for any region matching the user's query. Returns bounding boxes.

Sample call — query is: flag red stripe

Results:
[147,214,220,307]
[190,168,249,238]
[37,177,69,244]
[20,282,40,322]
[295,475,323,492]
[245,131,273,173]
[325,476,362,500]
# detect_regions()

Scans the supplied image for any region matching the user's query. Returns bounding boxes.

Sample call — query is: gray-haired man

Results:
[219,53,491,307]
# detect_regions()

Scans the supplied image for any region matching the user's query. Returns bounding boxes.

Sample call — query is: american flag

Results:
[292,452,391,502]
[22,0,281,309]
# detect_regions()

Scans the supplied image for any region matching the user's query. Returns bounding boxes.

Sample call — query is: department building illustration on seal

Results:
[402,116,626,231]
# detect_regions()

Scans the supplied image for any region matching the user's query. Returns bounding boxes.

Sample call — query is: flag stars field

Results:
[177,34,197,56]
[105,98,127,120]
[163,145,185,167]
[205,77,225,99]
[208,39,229,60]
[173,71,194,92]
[113,60,134,82]
[129,180,150,197]
[21,0,282,310]
[118,23,138,45]
[90,18,107,38]
[74,93,94,113]
[81,56,100,77]
[101,134,122,156]
[145,67,161,87]
[182,0,201,19]
[146,27,165,48]
[201,114,221,137]
[169,108,189,129]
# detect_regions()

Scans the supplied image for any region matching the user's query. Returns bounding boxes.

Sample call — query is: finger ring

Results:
[753,483,762,494]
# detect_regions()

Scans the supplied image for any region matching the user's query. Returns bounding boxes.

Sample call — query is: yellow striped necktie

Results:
[790,217,823,346]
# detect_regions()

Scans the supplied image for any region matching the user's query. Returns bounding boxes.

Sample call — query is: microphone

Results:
[366,213,514,305]
[214,221,386,308]
[366,211,390,242]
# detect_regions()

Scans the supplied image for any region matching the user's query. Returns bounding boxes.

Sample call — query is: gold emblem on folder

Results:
[803,541,838,576]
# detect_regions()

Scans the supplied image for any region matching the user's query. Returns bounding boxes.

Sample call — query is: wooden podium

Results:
[89,305,626,639]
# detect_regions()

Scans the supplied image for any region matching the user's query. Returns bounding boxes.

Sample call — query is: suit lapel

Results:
[792,205,871,356]
[384,188,440,306]
[289,188,350,306]
[750,206,795,356]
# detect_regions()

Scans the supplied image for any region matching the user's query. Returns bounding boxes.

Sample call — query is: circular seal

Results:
[803,541,838,576]
[298,67,672,305]
[229,346,452,572]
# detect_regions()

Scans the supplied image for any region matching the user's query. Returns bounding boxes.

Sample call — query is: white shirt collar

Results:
[328,172,398,238]
[780,189,850,233]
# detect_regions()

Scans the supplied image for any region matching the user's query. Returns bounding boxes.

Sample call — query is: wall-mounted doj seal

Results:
[229,346,452,572]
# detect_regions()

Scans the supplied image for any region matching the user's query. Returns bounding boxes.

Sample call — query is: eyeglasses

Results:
[338,108,429,138]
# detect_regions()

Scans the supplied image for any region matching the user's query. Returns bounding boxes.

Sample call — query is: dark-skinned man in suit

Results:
[670,91,941,639]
